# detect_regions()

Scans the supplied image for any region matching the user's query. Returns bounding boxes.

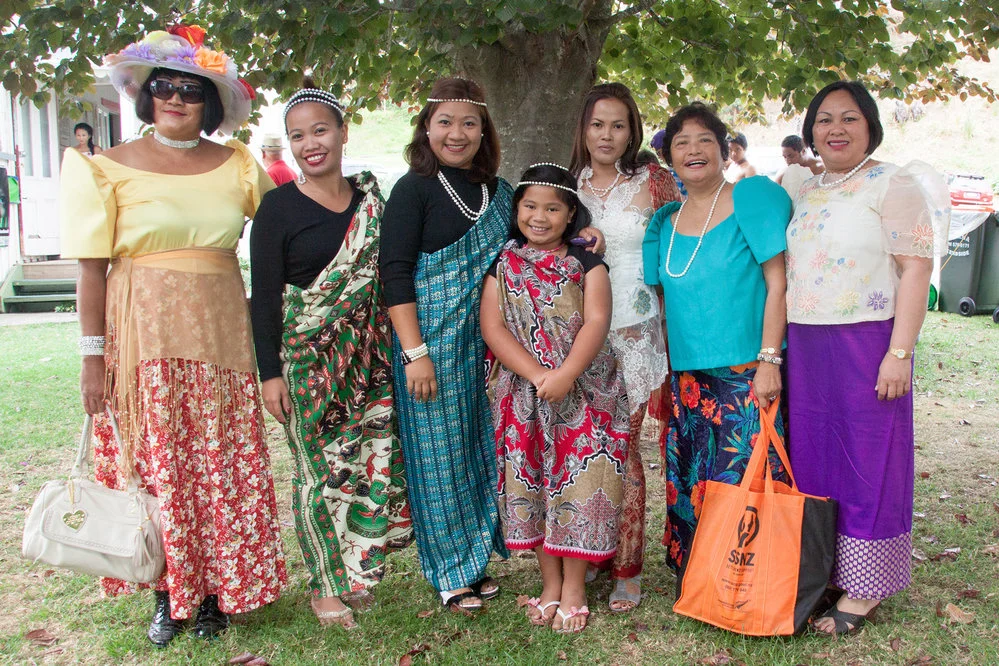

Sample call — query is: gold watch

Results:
[888,348,913,360]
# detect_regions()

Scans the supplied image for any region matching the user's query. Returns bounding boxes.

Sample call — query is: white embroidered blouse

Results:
[786,161,949,325]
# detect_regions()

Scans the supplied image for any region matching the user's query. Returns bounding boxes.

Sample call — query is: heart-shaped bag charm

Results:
[62,509,87,531]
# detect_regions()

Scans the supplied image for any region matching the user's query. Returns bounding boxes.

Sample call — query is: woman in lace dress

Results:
[569,83,682,611]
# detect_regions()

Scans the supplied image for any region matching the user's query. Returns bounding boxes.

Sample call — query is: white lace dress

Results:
[579,166,669,414]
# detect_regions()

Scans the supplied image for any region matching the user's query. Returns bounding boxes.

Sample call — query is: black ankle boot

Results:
[192,595,229,640]
[147,591,185,647]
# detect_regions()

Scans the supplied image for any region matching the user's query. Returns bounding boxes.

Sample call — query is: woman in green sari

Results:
[250,79,412,629]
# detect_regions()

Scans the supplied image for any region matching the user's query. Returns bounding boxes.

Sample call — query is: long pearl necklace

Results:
[665,180,727,279]
[153,130,200,149]
[437,171,489,221]
[817,154,872,188]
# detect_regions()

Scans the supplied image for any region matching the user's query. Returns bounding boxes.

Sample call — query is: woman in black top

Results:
[250,79,412,629]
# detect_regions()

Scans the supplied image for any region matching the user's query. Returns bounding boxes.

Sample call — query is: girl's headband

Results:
[517,163,577,193]
[427,97,488,108]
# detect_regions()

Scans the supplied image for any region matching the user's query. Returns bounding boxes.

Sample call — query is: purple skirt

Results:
[787,320,913,600]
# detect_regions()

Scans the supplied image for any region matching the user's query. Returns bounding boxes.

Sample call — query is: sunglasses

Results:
[149,79,205,104]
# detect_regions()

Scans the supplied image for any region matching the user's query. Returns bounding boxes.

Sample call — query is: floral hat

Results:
[105,25,256,135]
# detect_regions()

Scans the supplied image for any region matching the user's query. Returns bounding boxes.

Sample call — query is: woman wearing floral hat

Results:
[60,24,286,647]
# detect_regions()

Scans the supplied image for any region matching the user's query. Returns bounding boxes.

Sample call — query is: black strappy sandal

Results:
[470,576,500,600]
[440,589,483,613]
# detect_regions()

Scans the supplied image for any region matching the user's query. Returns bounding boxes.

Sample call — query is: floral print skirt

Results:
[662,363,786,575]
[93,359,287,620]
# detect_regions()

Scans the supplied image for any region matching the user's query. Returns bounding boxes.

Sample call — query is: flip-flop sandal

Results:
[525,598,560,626]
[814,605,869,635]
[609,575,641,613]
[470,576,500,600]
[553,606,590,634]
[310,598,358,630]
[440,589,482,613]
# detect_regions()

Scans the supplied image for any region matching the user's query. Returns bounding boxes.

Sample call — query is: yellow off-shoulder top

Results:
[59,139,274,258]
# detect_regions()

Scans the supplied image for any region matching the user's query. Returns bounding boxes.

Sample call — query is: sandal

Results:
[810,588,843,618]
[440,589,483,613]
[553,605,590,634]
[341,589,376,612]
[813,605,871,635]
[470,576,500,600]
[609,575,641,613]
[525,598,560,626]
[310,597,358,630]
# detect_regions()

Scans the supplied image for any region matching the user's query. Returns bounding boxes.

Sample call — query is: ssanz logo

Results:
[728,506,760,567]
[737,506,760,547]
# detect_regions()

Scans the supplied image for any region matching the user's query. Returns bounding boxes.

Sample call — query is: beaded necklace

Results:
[437,171,489,221]
[817,155,872,188]
[664,180,727,279]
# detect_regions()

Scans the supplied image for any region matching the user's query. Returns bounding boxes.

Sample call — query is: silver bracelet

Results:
[78,335,106,356]
[756,351,783,366]
[401,343,429,365]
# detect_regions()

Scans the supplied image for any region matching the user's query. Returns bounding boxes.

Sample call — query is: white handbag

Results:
[21,411,165,583]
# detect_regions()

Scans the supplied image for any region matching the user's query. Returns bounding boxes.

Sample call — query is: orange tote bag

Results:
[672,402,837,636]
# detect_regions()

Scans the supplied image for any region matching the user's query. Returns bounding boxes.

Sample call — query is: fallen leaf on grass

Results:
[399,644,429,666]
[246,659,269,666]
[938,493,952,501]
[993,503,999,514]
[440,631,465,647]
[229,653,257,664]
[929,547,960,562]
[956,589,979,600]
[912,548,928,562]
[698,650,744,665]
[935,601,945,618]
[41,647,64,656]
[944,603,975,624]
[890,638,902,651]
[810,653,832,660]
[633,621,649,632]
[627,632,638,642]
[906,658,933,666]
[919,472,931,479]
[25,629,57,646]
[955,513,973,525]
[982,544,999,556]
[515,594,531,607]
[557,652,568,661]
[416,610,434,618]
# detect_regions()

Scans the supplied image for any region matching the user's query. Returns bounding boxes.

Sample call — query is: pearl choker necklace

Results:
[437,171,489,221]
[154,131,200,149]
[665,180,727,279]
[817,155,872,188]
[583,160,625,198]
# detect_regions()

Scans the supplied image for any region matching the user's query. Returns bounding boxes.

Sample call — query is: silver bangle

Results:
[756,351,783,366]
[78,335,105,356]
[401,343,429,365]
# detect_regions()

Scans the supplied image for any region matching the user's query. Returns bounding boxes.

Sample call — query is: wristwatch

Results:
[888,348,913,360]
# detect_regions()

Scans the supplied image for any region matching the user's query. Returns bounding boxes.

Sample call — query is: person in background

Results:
[643,102,790,585]
[261,133,298,185]
[74,122,103,157]
[636,148,660,166]
[725,132,757,182]
[785,80,948,636]
[250,78,412,630]
[61,24,286,647]
[650,129,667,163]
[777,134,823,201]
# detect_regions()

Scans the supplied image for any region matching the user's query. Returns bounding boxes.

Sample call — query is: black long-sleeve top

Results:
[380,164,499,306]
[249,180,363,381]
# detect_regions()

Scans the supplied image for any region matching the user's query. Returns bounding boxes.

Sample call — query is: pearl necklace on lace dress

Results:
[582,161,626,199]
[437,170,489,221]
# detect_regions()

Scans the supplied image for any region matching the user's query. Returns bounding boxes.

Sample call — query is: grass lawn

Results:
[1,312,997,665]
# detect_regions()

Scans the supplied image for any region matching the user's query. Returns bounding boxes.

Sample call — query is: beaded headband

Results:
[427,97,488,108]
[528,162,570,172]
[516,180,578,194]
[284,88,344,124]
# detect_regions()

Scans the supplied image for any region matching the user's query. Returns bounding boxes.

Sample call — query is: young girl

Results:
[481,164,630,634]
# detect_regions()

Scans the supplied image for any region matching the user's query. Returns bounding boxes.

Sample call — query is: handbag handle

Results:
[70,409,138,492]
[739,400,797,492]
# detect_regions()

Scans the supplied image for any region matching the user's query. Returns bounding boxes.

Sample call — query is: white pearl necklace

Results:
[583,160,625,198]
[665,180,727,279]
[153,130,200,149]
[817,154,872,188]
[437,171,489,221]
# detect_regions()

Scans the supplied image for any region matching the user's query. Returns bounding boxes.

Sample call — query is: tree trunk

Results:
[456,22,613,182]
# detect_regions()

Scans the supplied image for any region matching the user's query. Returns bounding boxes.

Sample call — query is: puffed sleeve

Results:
[59,149,117,258]
[642,202,681,286]
[732,175,792,264]
[226,139,276,218]
[880,160,950,259]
